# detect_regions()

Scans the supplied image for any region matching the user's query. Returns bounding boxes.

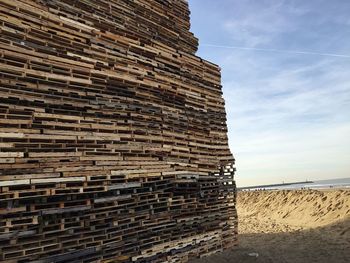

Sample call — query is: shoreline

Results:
[239,186,350,191]
[237,177,350,192]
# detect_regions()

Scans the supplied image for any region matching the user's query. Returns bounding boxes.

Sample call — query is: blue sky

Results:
[188,0,350,187]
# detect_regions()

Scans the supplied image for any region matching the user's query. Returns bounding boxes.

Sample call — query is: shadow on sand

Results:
[190,218,350,263]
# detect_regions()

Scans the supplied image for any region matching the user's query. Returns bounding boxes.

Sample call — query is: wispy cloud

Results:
[222,54,350,186]
[201,44,350,58]
[189,0,350,186]
[222,0,302,47]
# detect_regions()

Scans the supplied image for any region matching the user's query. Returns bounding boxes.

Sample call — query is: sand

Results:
[191,189,350,263]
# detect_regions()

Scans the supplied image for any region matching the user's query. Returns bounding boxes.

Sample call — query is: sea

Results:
[239,177,350,191]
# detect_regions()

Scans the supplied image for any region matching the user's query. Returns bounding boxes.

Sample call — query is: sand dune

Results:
[191,189,350,263]
[239,189,350,232]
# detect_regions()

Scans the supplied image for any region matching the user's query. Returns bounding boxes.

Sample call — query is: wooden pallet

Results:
[0,0,237,262]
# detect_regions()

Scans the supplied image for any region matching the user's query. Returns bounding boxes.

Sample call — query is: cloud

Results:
[233,123,350,186]
[221,55,350,186]
[222,0,302,46]
[189,0,350,186]
[201,44,350,58]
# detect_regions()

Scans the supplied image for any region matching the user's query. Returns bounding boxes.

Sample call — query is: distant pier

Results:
[238,180,314,191]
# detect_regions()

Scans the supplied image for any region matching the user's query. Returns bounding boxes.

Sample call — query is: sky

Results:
[188,0,350,187]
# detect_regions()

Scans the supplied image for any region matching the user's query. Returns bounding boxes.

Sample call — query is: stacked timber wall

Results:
[0,0,238,262]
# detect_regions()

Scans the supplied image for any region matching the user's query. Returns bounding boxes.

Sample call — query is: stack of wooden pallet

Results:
[0,0,237,262]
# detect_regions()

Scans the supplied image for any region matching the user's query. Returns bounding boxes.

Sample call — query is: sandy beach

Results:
[191,189,350,263]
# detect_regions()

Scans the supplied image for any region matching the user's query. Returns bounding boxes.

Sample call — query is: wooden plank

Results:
[0,180,30,186]
[31,177,86,184]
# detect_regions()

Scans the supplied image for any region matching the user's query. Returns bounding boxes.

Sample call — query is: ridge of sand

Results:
[238,189,350,232]
[191,189,350,263]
